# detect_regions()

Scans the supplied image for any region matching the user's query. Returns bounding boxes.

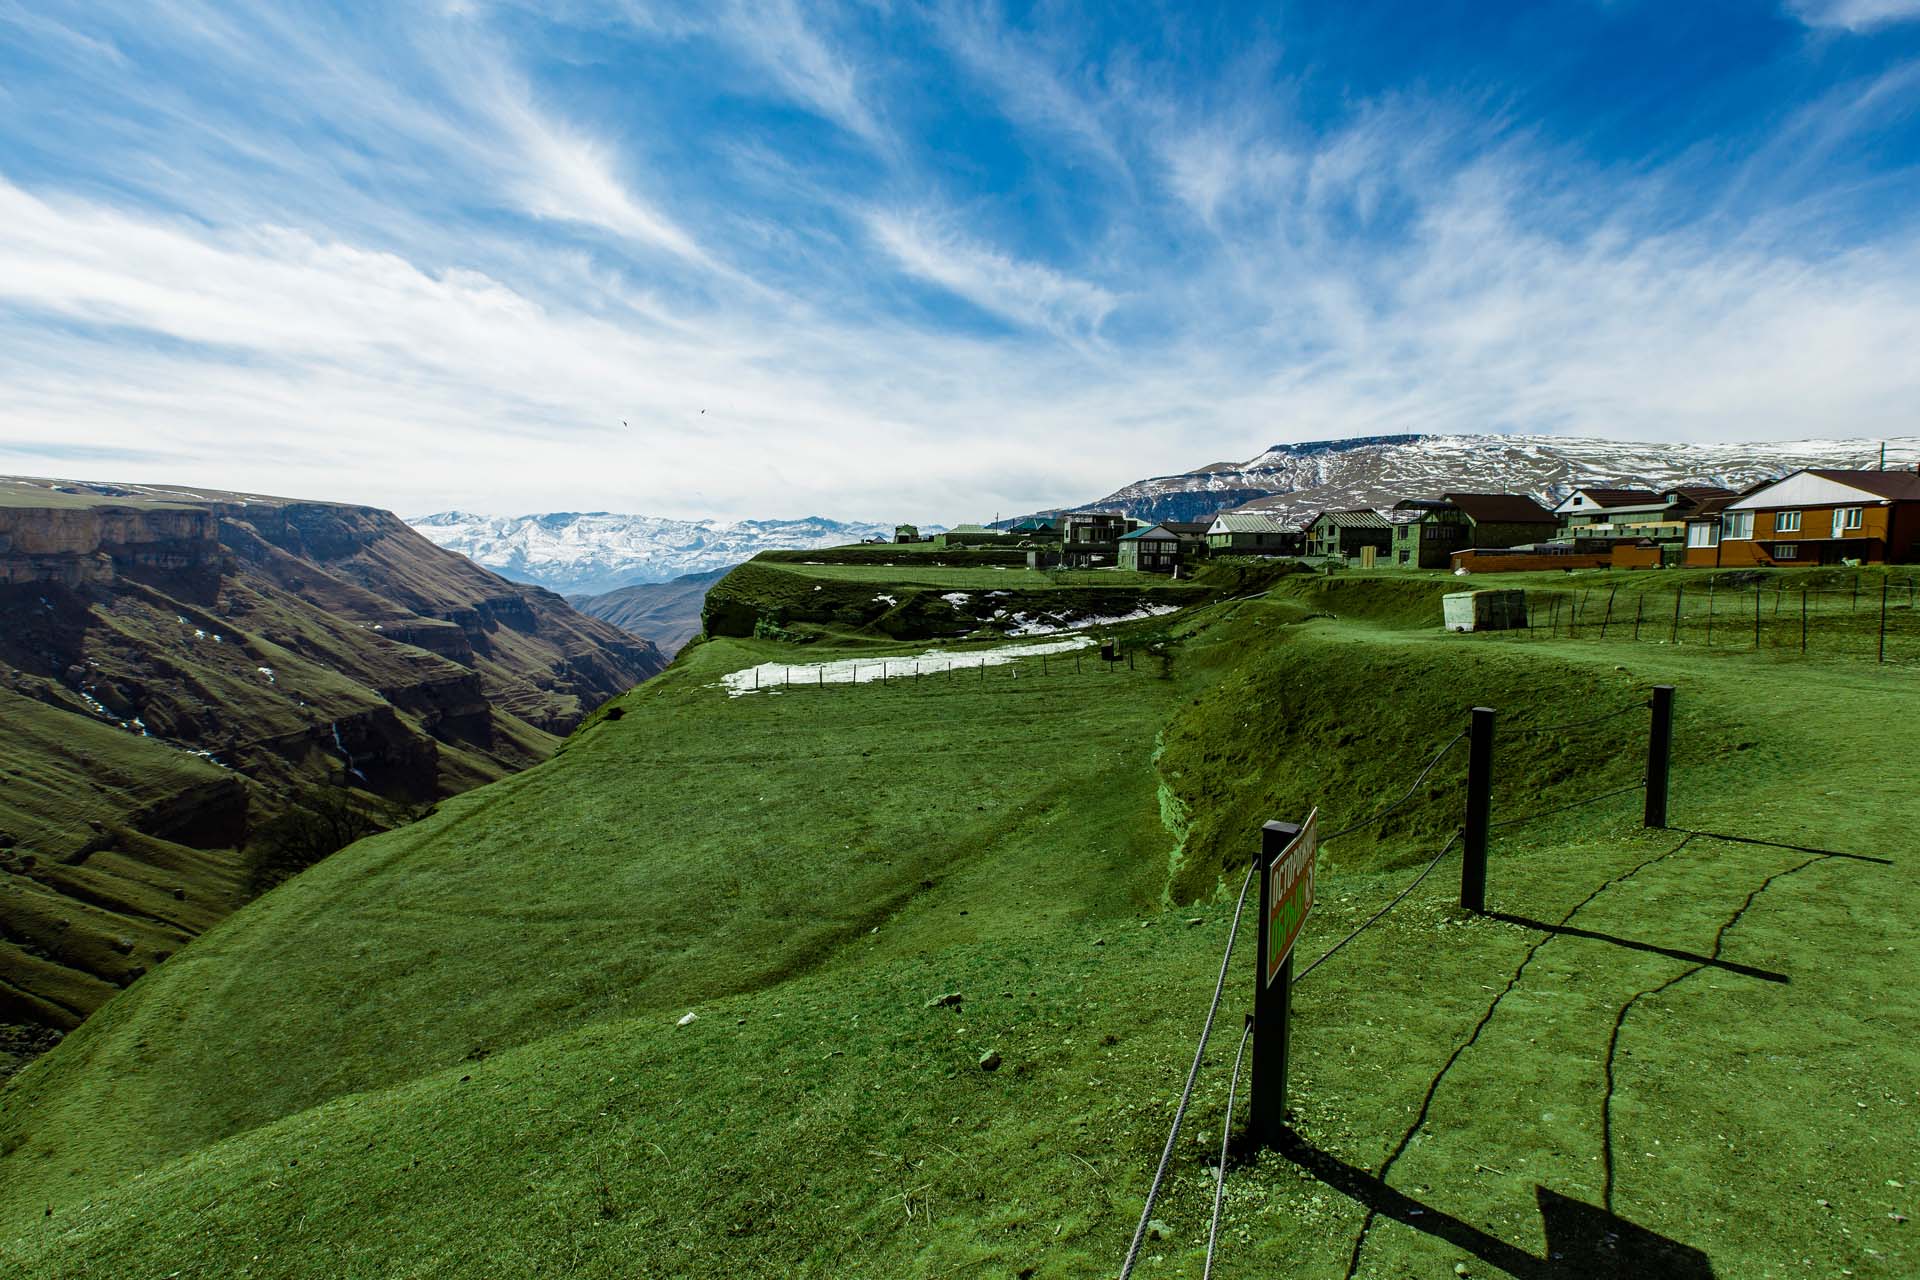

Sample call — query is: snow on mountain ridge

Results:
[409,511,903,594]
[1089,433,1919,525]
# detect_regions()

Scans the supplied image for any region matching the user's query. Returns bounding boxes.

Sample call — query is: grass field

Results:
[1,561,1913,1278]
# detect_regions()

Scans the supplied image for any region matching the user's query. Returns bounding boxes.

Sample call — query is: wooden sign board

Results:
[1266,807,1319,987]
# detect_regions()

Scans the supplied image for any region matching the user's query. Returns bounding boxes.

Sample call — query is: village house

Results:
[1005,515,1062,542]
[1163,520,1211,551]
[1389,493,1560,568]
[1058,511,1131,567]
[1553,486,1735,556]
[1306,509,1392,561]
[1117,524,1183,573]
[1204,512,1303,556]
[1685,469,1920,567]
[893,523,924,544]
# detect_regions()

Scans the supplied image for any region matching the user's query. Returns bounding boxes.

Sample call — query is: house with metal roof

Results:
[1305,509,1392,560]
[1204,512,1303,556]
[1117,523,1183,573]
[1687,469,1920,567]
[1388,492,1559,569]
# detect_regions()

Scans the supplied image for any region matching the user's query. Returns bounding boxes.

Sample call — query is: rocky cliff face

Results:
[0,475,669,1061]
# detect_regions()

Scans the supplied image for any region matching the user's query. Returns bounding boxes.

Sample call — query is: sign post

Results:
[1251,809,1318,1150]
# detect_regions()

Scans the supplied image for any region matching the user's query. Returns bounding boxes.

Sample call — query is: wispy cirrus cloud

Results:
[3,1,1920,524]
[866,209,1118,339]
[1787,0,1920,30]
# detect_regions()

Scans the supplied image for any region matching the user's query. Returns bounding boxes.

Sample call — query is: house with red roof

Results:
[1684,469,1920,567]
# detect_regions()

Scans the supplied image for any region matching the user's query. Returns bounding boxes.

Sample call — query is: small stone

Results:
[1456,1264,1471,1276]
[171,887,187,901]
[926,992,964,1009]
[111,937,135,955]
[978,1050,1002,1072]
[1147,1219,1171,1241]
[676,1011,698,1027]
[1187,917,1204,927]
[1093,938,1105,947]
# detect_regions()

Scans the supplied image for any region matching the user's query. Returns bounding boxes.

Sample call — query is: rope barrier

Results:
[1117,861,1257,1280]
[1321,729,1467,844]
[1202,1019,1253,1280]
[1296,829,1461,985]
[1501,701,1649,736]
[1490,780,1645,831]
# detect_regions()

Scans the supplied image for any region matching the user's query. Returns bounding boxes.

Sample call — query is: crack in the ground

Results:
[1598,855,1821,1211]
[1339,832,1701,1279]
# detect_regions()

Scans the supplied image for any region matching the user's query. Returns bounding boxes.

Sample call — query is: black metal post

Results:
[1634,594,1645,642]
[1461,706,1495,913]
[1801,589,1808,655]
[1671,587,1683,644]
[1645,685,1675,829]
[1880,579,1889,664]
[1252,819,1299,1149]
[1754,589,1762,651]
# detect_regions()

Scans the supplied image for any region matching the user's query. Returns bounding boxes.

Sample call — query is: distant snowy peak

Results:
[409,511,899,594]
[1088,433,1920,525]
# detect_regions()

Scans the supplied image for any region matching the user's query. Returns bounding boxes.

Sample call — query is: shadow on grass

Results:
[1276,1129,1715,1278]
[1482,912,1789,984]
[1683,830,1893,866]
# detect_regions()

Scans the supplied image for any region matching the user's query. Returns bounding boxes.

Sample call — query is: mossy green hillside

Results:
[1,569,1914,1278]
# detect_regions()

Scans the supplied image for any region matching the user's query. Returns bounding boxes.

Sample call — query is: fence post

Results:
[1599,587,1617,638]
[1880,579,1890,664]
[1252,820,1300,1149]
[1461,706,1495,913]
[1634,594,1644,642]
[1754,589,1761,651]
[1801,590,1808,655]
[1671,588,1683,644]
[1706,582,1715,647]
[1645,685,1675,829]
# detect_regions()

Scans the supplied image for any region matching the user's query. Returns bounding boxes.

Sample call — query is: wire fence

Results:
[1117,694,1668,1277]
[736,646,1162,695]
[1514,576,1920,665]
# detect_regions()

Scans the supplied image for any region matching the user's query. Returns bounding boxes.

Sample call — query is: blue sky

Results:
[2,1,1918,521]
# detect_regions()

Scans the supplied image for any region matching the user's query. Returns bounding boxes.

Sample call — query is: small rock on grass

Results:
[978,1050,1002,1072]
[676,1011,698,1027]
[1147,1219,1171,1241]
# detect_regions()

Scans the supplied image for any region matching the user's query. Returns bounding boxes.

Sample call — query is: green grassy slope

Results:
[0,689,249,1073]
[1,566,1913,1277]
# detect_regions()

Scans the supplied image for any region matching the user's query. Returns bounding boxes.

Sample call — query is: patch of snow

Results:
[257,666,276,684]
[874,594,897,606]
[1007,604,1183,637]
[941,593,972,606]
[720,637,1093,697]
[193,628,206,640]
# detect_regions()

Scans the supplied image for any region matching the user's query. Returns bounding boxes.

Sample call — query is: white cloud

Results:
[928,3,1130,175]
[716,0,886,144]
[1788,0,1920,29]
[866,210,1118,338]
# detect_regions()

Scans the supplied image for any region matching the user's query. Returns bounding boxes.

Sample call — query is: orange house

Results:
[1684,469,1920,567]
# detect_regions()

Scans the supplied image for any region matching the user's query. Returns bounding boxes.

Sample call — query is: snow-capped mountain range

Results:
[407,512,901,594]
[1084,433,1920,525]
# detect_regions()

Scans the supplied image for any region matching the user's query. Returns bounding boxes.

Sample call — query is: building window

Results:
[1398,549,1410,564]
[1774,544,1799,560]
[1723,511,1754,540]
[1837,507,1863,533]
[1776,510,1801,533]
[1687,523,1720,549]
